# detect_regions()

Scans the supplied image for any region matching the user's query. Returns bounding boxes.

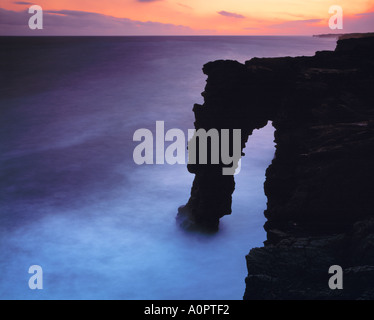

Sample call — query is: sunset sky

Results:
[0,0,373,35]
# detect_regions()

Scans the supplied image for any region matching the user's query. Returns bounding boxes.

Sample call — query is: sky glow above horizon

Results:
[0,0,373,35]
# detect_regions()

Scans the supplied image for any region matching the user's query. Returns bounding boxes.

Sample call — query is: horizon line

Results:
[0,34,344,37]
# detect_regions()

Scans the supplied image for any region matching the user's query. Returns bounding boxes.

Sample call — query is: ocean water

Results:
[0,36,337,300]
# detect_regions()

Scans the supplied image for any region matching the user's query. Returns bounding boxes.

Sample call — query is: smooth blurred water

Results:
[0,36,337,299]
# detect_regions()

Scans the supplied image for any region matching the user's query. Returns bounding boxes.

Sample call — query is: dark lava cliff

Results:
[178,35,374,299]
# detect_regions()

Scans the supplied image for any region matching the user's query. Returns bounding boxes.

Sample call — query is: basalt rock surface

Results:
[178,35,374,299]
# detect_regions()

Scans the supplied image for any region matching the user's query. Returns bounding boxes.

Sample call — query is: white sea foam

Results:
[0,36,336,299]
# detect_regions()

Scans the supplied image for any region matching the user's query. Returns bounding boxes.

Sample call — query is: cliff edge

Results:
[178,35,374,299]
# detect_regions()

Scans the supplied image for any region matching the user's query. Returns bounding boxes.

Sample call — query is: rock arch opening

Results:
[177,36,374,299]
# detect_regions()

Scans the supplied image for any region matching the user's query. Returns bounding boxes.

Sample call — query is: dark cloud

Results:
[13,1,33,4]
[217,11,245,19]
[137,0,161,2]
[0,8,28,25]
[355,11,374,16]
[44,10,101,17]
[0,8,205,35]
[344,12,374,32]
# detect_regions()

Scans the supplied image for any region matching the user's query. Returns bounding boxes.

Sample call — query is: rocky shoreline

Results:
[178,35,374,299]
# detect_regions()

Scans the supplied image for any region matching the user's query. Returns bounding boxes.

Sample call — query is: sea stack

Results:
[179,35,374,299]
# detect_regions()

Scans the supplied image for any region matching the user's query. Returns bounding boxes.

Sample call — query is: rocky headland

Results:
[177,35,374,299]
